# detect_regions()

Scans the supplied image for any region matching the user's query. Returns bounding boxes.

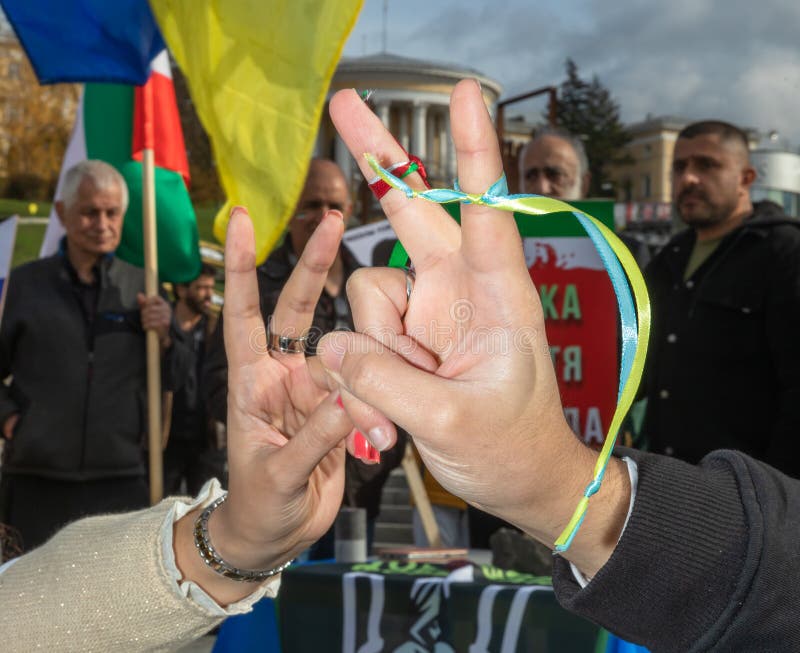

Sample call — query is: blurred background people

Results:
[163,263,227,496]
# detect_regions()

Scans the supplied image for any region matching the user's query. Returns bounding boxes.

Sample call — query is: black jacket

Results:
[554,449,800,651]
[640,201,800,476]
[167,311,220,447]
[0,253,190,480]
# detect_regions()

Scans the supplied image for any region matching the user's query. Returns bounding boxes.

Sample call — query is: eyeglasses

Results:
[524,166,569,186]
[293,199,346,220]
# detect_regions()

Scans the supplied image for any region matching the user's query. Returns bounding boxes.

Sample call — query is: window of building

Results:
[642,174,651,199]
[623,178,632,202]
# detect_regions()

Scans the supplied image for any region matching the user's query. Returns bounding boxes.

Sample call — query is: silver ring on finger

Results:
[266,325,308,355]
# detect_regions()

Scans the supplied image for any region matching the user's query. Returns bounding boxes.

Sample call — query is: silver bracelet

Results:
[193,493,293,582]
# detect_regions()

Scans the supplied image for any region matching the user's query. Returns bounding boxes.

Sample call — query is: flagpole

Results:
[142,77,164,505]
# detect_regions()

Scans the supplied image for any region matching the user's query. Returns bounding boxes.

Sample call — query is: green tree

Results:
[551,58,631,197]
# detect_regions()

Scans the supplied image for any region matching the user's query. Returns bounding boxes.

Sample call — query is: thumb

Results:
[317,331,452,441]
[136,292,146,306]
[274,391,351,487]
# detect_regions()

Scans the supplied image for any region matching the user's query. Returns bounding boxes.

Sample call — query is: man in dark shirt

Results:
[642,120,800,476]
[164,263,225,495]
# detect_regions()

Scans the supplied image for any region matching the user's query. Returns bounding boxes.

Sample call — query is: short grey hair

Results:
[60,160,129,213]
[518,126,589,181]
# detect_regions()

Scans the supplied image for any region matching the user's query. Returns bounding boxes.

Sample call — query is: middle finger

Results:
[268,210,344,367]
[329,89,461,271]
[450,79,527,276]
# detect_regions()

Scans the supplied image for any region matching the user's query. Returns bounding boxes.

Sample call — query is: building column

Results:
[446,111,457,181]
[440,111,458,181]
[426,109,436,171]
[375,101,390,128]
[438,111,449,181]
[412,102,428,160]
[398,106,410,151]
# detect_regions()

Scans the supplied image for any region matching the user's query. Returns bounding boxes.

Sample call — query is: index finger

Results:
[329,89,460,271]
[268,211,345,366]
[223,207,265,368]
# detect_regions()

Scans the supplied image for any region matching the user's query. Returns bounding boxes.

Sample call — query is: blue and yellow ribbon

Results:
[367,153,650,552]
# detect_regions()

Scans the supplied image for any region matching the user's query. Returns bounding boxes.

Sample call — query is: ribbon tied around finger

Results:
[367,153,651,553]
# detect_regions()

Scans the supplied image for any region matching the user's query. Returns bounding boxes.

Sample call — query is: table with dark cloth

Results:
[277,560,600,652]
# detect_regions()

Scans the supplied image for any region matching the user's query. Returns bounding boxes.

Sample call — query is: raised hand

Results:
[318,81,630,575]
[137,292,172,347]
[175,207,356,604]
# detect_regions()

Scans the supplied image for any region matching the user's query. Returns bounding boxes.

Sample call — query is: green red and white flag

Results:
[41,50,201,283]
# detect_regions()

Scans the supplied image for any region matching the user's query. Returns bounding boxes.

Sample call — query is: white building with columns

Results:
[315,53,502,220]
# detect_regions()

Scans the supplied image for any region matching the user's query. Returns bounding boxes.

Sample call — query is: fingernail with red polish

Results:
[353,431,368,459]
[335,395,345,410]
[354,431,380,464]
[365,442,381,463]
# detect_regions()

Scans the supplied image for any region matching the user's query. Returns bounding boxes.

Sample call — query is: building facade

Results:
[318,53,502,220]
[750,149,800,217]
[607,116,687,204]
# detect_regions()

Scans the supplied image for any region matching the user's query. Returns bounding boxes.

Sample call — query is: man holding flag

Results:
[0,160,190,551]
[1,0,366,506]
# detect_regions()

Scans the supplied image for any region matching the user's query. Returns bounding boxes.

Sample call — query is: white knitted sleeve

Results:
[0,481,279,652]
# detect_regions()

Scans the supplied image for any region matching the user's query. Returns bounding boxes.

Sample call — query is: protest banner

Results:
[520,201,618,446]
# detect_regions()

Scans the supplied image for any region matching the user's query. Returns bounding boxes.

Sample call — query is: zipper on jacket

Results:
[78,303,97,472]
[79,347,95,472]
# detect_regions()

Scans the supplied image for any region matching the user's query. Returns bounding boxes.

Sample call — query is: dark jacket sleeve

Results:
[552,449,800,651]
[160,316,192,392]
[201,312,228,423]
[762,229,800,470]
[635,257,658,404]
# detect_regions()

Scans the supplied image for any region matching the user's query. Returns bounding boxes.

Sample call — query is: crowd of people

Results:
[0,79,798,651]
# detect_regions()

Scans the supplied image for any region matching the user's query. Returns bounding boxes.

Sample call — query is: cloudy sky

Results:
[2,2,798,145]
[343,0,800,146]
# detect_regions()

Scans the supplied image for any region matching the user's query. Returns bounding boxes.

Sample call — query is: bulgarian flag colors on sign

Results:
[41,51,201,283]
